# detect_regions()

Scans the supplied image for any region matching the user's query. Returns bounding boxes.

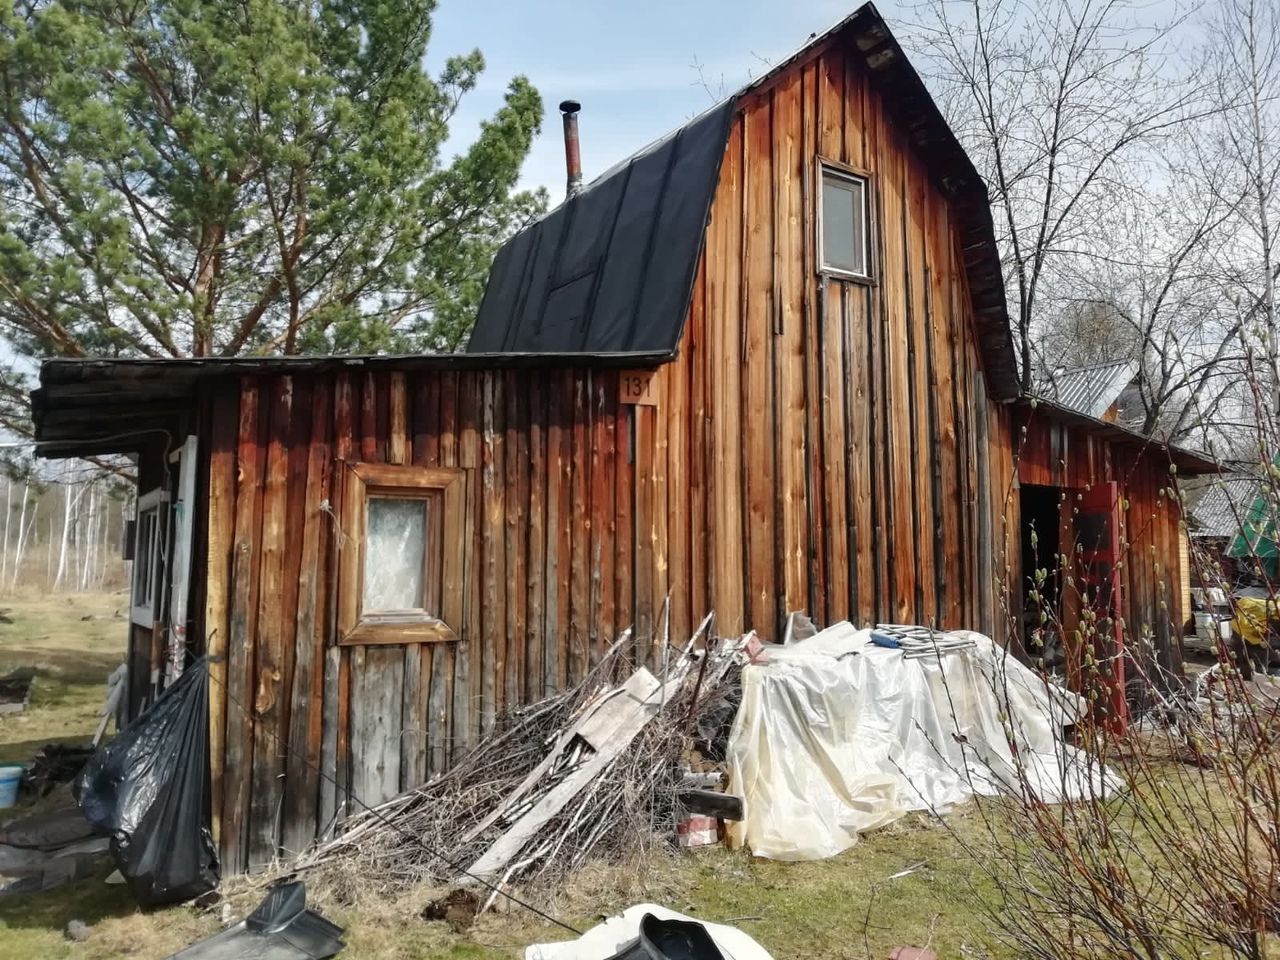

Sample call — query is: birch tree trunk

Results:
[12,480,30,591]
[2,478,11,587]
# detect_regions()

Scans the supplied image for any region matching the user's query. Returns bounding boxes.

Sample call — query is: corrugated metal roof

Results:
[1184,477,1266,538]
[1043,359,1138,419]
[1016,397,1219,474]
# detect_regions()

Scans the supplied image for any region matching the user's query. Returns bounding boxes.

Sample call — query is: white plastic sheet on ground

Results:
[725,623,1119,861]
[525,903,774,960]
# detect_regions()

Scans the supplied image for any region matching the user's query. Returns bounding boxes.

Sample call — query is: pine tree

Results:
[0,0,545,429]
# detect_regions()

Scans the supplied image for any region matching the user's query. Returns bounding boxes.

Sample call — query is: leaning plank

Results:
[465,666,681,883]
[457,631,642,849]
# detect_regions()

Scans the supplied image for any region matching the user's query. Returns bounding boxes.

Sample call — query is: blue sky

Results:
[427,0,906,199]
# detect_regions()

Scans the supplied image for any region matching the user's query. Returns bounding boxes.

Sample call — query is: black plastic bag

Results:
[75,658,219,906]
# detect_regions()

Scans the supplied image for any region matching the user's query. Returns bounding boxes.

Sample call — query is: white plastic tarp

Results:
[525,903,774,960]
[725,624,1118,861]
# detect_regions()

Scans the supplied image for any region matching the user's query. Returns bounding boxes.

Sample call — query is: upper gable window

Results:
[820,164,870,279]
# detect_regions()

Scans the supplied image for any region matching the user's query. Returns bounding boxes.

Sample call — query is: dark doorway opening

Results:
[1020,483,1063,666]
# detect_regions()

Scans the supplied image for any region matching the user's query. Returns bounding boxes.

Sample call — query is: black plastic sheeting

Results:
[467,97,737,357]
[75,658,219,907]
[604,914,727,960]
[167,882,345,960]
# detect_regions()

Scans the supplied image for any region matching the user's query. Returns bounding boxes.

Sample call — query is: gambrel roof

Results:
[466,2,1021,400]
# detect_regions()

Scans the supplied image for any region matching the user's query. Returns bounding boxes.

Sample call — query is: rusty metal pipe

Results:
[559,99,583,199]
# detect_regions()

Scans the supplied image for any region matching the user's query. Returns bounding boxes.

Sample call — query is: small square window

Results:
[337,462,463,645]
[820,165,870,279]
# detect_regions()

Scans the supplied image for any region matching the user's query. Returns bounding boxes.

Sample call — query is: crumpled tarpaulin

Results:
[726,623,1118,861]
[525,904,774,960]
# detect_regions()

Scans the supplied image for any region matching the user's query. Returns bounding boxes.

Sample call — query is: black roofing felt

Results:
[467,98,737,356]
[466,3,1021,400]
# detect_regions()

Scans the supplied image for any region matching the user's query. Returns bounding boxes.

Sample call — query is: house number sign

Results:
[619,370,659,406]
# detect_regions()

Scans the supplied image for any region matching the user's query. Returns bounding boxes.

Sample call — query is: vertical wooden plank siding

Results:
[205,34,1191,873]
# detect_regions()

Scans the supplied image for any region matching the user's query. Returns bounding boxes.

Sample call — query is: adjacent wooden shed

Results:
[32,2,1215,874]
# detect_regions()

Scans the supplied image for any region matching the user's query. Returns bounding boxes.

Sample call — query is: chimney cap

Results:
[559,99,582,114]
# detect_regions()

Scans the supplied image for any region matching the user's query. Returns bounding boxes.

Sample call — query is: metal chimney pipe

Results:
[559,99,583,199]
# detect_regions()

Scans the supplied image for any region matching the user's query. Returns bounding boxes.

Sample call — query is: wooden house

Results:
[31,3,1215,873]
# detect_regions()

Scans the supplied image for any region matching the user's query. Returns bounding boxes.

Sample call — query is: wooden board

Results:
[204,385,238,850]
[221,378,264,875]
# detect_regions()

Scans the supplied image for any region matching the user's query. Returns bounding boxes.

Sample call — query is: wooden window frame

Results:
[816,157,875,284]
[337,462,464,645]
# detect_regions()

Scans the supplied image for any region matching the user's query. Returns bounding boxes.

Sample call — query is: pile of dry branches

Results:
[292,623,740,898]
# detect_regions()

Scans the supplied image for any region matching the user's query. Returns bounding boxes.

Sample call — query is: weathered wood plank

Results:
[901,153,927,625]
[455,374,481,752]
[634,402,656,665]
[222,379,265,874]
[710,118,745,635]
[798,61,827,623]
[651,367,670,655]
[248,376,291,867]
[283,378,331,855]
[543,373,569,691]
[320,373,354,835]
[687,264,711,630]
[350,643,402,807]
[409,374,437,780]
[481,374,506,732]
[568,376,590,682]
[664,339,690,645]
[525,376,547,698]
[205,384,239,850]
[589,374,616,663]
[774,72,808,624]
[275,376,313,820]
[613,390,634,654]
[432,372,459,771]
[504,369,528,707]
[742,101,777,637]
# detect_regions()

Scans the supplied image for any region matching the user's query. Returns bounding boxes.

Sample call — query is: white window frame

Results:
[164,436,198,685]
[130,487,169,628]
[817,159,873,282]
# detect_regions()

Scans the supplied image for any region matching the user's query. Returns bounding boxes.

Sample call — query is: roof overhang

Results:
[1015,396,1220,475]
[32,351,668,459]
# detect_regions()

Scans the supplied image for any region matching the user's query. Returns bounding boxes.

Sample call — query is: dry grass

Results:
[0,808,1012,959]
[0,588,128,764]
